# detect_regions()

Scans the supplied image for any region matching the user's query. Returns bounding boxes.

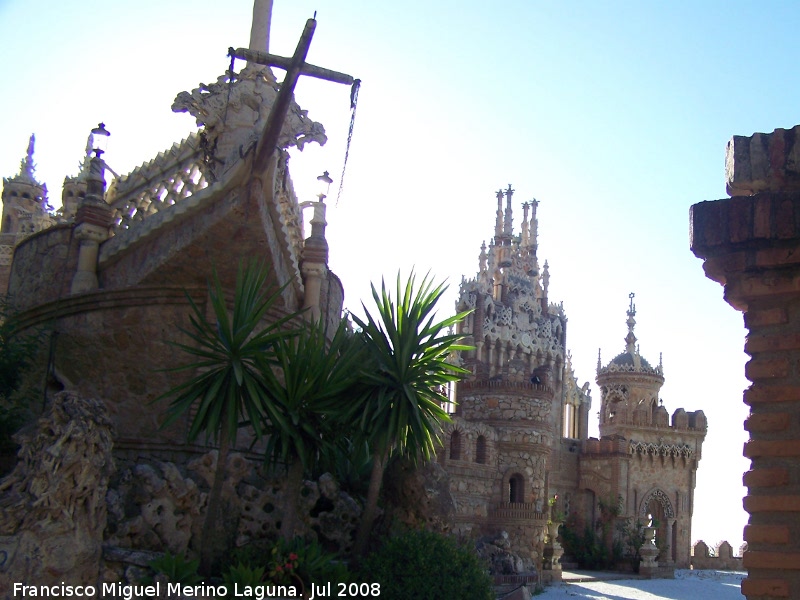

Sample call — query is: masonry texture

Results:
[440,187,706,576]
[691,124,800,599]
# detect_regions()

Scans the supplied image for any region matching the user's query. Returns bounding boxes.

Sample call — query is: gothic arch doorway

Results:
[640,488,675,558]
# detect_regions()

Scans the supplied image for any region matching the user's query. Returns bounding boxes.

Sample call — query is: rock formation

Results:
[0,392,114,592]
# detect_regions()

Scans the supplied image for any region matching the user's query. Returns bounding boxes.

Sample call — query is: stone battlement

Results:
[691,540,745,571]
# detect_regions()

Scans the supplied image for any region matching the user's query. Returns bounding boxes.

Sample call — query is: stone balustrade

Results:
[108,134,208,231]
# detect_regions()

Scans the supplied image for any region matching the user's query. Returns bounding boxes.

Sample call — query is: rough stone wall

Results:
[0,392,114,595]
[11,286,207,458]
[691,127,800,598]
[7,225,77,310]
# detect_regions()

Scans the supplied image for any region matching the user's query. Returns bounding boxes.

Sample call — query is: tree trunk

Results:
[353,447,388,557]
[280,458,305,540]
[200,427,230,575]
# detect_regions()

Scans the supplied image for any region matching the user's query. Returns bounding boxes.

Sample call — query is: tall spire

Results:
[18,134,37,184]
[494,189,504,241]
[625,292,637,354]
[503,184,514,240]
[521,201,530,246]
[529,198,539,248]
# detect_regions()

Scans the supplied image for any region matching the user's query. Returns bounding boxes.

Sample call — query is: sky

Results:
[3,0,798,552]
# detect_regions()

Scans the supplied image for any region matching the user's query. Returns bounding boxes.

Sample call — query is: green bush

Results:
[560,522,612,570]
[359,530,493,600]
[145,551,201,585]
[223,563,266,590]
[226,537,350,593]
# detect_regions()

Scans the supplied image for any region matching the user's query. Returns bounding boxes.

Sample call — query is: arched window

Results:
[449,431,461,460]
[475,435,487,464]
[508,473,525,503]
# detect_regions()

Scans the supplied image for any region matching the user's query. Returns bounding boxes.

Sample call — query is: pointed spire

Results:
[479,240,487,273]
[76,133,93,179]
[494,189,504,241]
[17,134,38,184]
[597,348,602,371]
[521,201,530,246]
[503,184,514,240]
[530,198,539,248]
[625,292,637,354]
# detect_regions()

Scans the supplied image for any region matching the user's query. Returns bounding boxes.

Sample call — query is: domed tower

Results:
[596,293,666,437]
[1,135,52,237]
[590,294,707,569]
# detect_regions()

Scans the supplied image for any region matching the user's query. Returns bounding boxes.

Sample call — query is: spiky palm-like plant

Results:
[159,262,297,574]
[259,318,366,539]
[349,272,472,556]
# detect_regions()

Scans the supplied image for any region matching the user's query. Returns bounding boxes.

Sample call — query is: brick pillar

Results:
[690,126,800,599]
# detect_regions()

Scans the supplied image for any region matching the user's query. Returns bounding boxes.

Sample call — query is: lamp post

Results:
[300,171,332,321]
[316,170,332,202]
[85,123,110,203]
[71,123,114,294]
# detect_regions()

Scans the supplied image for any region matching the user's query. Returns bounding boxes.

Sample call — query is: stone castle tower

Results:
[441,186,707,570]
[0,136,56,291]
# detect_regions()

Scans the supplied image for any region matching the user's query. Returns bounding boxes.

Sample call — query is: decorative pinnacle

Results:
[625,292,637,354]
[19,134,36,181]
[495,189,504,240]
[503,184,514,240]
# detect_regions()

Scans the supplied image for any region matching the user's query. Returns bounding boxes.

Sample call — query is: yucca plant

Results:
[158,261,298,574]
[348,272,472,556]
[259,318,366,539]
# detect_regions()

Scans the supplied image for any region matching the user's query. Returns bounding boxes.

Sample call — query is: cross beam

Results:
[229,47,355,86]
[238,18,356,173]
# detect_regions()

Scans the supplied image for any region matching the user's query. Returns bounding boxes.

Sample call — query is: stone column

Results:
[691,125,800,600]
[70,158,112,294]
[300,200,328,322]
[665,518,676,565]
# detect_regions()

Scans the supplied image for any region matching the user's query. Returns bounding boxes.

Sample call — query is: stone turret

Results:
[1,135,53,237]
[596,293,665,436]
[0,135,55,293]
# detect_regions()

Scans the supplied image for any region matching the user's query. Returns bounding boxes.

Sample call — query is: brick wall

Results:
[691,136,800,598]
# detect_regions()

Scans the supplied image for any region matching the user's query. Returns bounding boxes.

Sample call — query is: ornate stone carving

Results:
[639,488,675,519]
[172,65,326,178]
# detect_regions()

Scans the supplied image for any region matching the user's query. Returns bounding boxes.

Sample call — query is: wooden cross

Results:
[228,17,356,173]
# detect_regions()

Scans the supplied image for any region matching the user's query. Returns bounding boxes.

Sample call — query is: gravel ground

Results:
[531,569,745,599]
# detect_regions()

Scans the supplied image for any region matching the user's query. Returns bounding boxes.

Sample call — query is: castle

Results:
[0,141,707,573]
[0,6,706,579]
[441,185,707,569]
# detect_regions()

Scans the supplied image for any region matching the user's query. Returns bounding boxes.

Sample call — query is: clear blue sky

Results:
[3,0,796,551]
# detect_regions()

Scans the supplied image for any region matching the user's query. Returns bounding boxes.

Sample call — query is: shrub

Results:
[145,551,201,585]
[359,529,493,600]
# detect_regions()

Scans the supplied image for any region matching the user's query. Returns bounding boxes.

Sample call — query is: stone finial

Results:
[494,189,504,241]
[479,241,487,273]
[21,134,36,180]
[625,293,637,354]
[521,201,530,246]
[503,184,514,239]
